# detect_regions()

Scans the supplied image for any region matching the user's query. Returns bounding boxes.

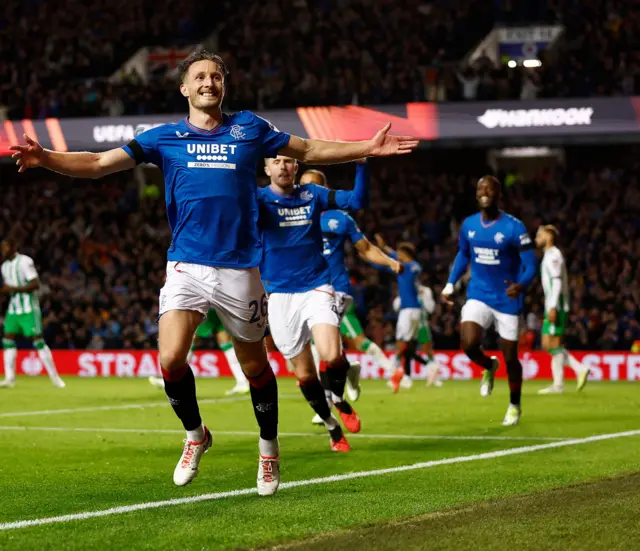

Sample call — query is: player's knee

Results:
[237,356,265,378]
[506,359,522,378]
[461,338,479,356]
[502,347,518,364]
[322,346,342,366]
[296,370,317,385]
[159,348,188,372]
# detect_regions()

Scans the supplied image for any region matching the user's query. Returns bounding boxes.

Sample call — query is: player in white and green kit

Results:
[535,226,589,394]
[0,239,64,388]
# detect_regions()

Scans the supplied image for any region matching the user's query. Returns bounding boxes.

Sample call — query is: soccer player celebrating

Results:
[300,165,401,401]
[259,155,384,451]
[10,50,418,491]
[0,238,65,389]
[442,176,536,426]
[535,225,590,394]
[374,235,423,393]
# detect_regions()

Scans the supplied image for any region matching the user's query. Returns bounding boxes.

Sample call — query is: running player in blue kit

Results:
[442,176,537,426]
[260,156,400,451]
[374,235,423,393]
[298,165,401,424]
[10,50,419,492]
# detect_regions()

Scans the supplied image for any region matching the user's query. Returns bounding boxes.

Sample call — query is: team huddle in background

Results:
[4,50,589,498]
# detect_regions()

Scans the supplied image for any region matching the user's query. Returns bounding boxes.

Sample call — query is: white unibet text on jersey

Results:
[186,143,238,169]
[473,247,500,265]
[278,206,312,227]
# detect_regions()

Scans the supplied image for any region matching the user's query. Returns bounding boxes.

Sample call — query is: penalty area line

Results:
[0,429,638,532]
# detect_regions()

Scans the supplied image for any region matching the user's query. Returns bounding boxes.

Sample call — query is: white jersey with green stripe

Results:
[541,246,570,313]
[1,253,40,315]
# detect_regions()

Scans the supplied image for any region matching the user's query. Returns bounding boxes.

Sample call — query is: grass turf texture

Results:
[0,378,638,550]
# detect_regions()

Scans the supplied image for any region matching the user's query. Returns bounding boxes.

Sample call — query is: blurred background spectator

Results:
[3,0,640,119]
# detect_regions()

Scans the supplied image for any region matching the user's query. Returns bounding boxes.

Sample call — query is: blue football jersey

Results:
[258,176,367,294]
[448,211,537,315]
[122,112,291,268]
[389,251,422,309]
[321,210,365,295]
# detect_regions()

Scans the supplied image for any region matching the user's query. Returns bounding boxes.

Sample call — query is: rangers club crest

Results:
[230,125,246,140]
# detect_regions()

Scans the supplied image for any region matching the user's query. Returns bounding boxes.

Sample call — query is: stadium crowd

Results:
[1,149,639,352]
[2,0,639,119]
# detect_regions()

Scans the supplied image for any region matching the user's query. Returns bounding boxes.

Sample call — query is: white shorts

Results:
[159,261,267,342]
[334,291,353,322]
[461,299,519,341]
[268,284,339,359]
[396,308,421,341]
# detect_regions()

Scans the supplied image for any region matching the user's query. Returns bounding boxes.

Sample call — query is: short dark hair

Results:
[178,50,229,82]
[477,175,501,189]
[397,242,416,259]
[301,169,327,187]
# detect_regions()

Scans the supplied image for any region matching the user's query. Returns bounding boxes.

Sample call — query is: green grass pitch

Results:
[0,377,638,550]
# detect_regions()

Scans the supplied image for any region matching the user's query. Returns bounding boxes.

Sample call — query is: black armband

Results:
[327,190,338,209]
[126,139,145,165]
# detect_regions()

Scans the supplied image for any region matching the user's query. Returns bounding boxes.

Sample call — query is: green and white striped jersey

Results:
[1,253,40,315]
[541,246,570,313]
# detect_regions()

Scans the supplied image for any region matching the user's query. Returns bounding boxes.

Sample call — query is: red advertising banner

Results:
[2,350,640,381]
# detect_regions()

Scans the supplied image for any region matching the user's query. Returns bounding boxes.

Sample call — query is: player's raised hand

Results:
[505,280,524,299]
[367,123,419,157]
[374,233,386,248]
[390,259,404,274]
[9,134,44,172]
[441,283,455,306]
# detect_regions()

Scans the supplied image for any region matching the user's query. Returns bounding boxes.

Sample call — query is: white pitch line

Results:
[0,425,567,441]
[0,396,249,418]
[1,429,638,532]
[0,388,401,419]
[0,392,310,419]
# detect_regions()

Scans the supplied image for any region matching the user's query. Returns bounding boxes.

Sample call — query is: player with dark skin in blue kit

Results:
[442,176,537,426]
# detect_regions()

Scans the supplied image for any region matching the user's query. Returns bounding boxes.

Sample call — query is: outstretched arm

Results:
[374,233,395,256]
[10,135,135,179]
[280,123,419,164]
[332,161,370,210]
[355,238,403,274]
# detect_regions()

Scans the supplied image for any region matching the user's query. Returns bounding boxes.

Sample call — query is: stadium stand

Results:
[7,0,639,117]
